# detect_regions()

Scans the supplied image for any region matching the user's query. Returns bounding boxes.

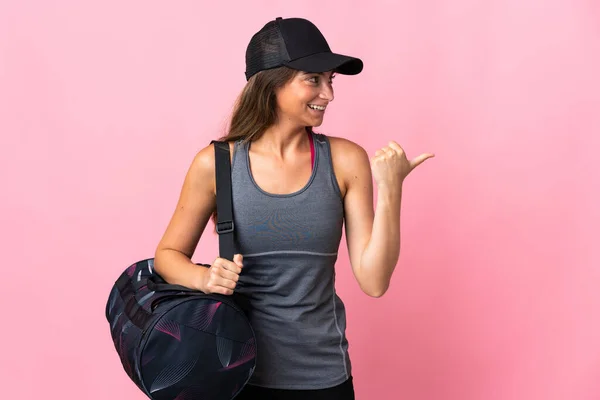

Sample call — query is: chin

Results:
[309,118,324,128]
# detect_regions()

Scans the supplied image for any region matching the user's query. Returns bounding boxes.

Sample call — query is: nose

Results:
[319,81,334,102]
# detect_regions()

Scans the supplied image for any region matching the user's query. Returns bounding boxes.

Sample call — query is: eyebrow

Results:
[302,71,335,77]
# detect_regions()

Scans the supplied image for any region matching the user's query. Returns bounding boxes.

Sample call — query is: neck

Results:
[253,120,311,157]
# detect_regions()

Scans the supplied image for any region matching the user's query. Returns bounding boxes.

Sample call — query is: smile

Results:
[308,104,326,111]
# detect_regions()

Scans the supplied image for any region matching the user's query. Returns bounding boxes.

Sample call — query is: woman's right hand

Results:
[200,254,243,295]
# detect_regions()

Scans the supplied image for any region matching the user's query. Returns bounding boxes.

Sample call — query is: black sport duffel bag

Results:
[105,141,256,400]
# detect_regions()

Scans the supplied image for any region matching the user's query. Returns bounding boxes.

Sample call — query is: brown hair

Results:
[210,66,312,230]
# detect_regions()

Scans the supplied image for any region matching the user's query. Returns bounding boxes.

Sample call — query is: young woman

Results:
[154,17,434,400]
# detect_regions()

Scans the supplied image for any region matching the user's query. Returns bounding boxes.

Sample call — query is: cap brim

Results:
[285,52,363,75]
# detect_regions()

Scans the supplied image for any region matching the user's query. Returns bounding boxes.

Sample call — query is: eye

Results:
[306,73,336,85]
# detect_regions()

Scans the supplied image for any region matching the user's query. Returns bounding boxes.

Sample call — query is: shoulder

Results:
[188,140,237,195]
[321,134,371,197]
[191,140,236,168]
[326,135,368,156]
[326,134,371,172]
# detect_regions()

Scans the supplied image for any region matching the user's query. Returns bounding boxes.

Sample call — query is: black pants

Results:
[235,376,355,400]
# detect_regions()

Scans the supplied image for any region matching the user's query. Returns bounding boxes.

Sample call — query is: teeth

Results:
[308,104,326,111]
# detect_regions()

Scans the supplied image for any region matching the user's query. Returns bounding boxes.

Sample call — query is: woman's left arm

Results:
[335,138,434,297]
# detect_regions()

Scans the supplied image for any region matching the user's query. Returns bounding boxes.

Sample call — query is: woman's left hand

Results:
[371,141,434,189]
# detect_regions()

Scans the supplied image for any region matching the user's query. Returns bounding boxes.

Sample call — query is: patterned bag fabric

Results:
[105,141,256,399]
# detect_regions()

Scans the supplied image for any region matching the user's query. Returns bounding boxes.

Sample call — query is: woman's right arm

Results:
[153,143,242,294]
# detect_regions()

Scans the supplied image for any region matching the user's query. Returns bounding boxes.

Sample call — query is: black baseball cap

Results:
[245,17,364,80]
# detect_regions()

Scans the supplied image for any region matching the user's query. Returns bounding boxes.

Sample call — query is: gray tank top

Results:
[231,132,351,390]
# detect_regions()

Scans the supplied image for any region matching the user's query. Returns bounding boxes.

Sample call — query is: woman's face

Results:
[275,70,335,128]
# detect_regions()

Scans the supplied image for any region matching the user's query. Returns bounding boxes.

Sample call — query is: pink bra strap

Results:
[308,131,315,170]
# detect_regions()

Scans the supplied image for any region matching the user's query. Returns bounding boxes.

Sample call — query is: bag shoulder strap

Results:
[211,140,235,262]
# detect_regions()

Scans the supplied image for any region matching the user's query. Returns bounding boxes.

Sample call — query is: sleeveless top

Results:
[230,132,351,390]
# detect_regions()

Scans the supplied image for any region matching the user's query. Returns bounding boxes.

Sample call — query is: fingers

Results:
[205,283,234,296]
[409,153,435,170]
[387,141,405,155]
[206,266,236,295]
[205,255,244,295]
[375,146,396,160]
[215,256,242,274]
[375,141,404,159]
[216,264,240,283]
[215,259,242,281]
[380,140,435,168]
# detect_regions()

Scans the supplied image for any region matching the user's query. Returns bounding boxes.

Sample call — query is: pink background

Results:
[1,1,599,399]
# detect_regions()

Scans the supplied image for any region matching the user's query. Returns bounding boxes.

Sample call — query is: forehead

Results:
[295,70,335,78]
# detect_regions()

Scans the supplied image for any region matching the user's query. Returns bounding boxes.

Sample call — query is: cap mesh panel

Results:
[245,22,289,80]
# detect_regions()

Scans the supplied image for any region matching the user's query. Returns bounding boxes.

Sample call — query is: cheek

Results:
[276,93,292,114]
[279,93,310,115]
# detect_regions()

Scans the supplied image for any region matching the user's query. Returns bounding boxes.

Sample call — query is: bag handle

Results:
[211,140,235,262]
[146,142,235,294]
